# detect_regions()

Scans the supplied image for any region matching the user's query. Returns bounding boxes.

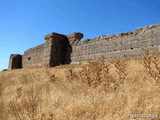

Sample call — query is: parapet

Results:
[134,24,160,35]
[44,32,67,42]
[67,32,84,44]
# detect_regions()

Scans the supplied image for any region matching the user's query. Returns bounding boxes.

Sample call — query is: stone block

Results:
[67,32,84,43]
[91,43,96,49]
[104,52,110,59]
[121,37,128,43]
[109,40,116,45]
[104,40,110,46]
[141,39,151,47]
[106,46,111,52]
[85,44,89,50]
[148,45,160,53]
[132,49,140,56]
[109,52,115,58]
[101,47,106,52]
[131,41,137,48]
[116,44,123,50]
[97,47,101,53]
[122,42,132,50]
[93,49,97,54]
[152,38,160,45]
[80,45,83,51]
[124,50,132,56]
[134,27,143,35]
[132,40,146,48]
[127,37,134,42]
[116,33,125,38]
[117,51,123,58]
[44,32,67,41]
[120,51,125,58]
[108,45,116,51]
[115,38,122,45]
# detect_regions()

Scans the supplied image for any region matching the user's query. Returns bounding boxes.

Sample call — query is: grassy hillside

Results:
[0,50,160,120]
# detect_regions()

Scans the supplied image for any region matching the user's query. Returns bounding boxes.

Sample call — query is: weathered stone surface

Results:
[117,33,125,37]
[107,34,115,38]
[67,32,84,45]
[125,31,133,35]
[44,32,66,41]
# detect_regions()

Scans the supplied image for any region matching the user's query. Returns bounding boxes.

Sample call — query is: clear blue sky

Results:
[0,0,160,71]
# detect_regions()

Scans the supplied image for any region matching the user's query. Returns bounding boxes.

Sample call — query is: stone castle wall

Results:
[22,33,69,69]
[8,24,160,70]
[70,24,160,63]
[22,42,52,68]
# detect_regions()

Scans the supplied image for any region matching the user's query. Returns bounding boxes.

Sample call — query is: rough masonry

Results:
[8,24,160,70]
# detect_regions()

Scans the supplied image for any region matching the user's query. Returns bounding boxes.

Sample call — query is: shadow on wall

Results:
[44,33,71,67]
[64,38,72,64]
[45,32,84,67]
[8,54,22,70]
[65,32,84,64]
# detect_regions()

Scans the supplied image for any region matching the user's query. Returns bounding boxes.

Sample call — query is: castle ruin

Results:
[8,24,160,70]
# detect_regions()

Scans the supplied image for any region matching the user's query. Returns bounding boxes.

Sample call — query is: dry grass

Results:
[0,51,160,120]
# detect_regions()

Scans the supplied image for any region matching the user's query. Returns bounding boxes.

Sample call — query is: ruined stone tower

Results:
[8,54,22,69]
[8,24,160,70]
[8,32,83,70]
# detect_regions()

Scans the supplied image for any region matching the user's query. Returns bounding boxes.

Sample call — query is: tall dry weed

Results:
[0,82,5,120]
[114,57,127,82]
[66,68,78,81]
[74,56,115,92]
[142,48,160,82]
[45,67,58,82]
[8,84,43,120]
